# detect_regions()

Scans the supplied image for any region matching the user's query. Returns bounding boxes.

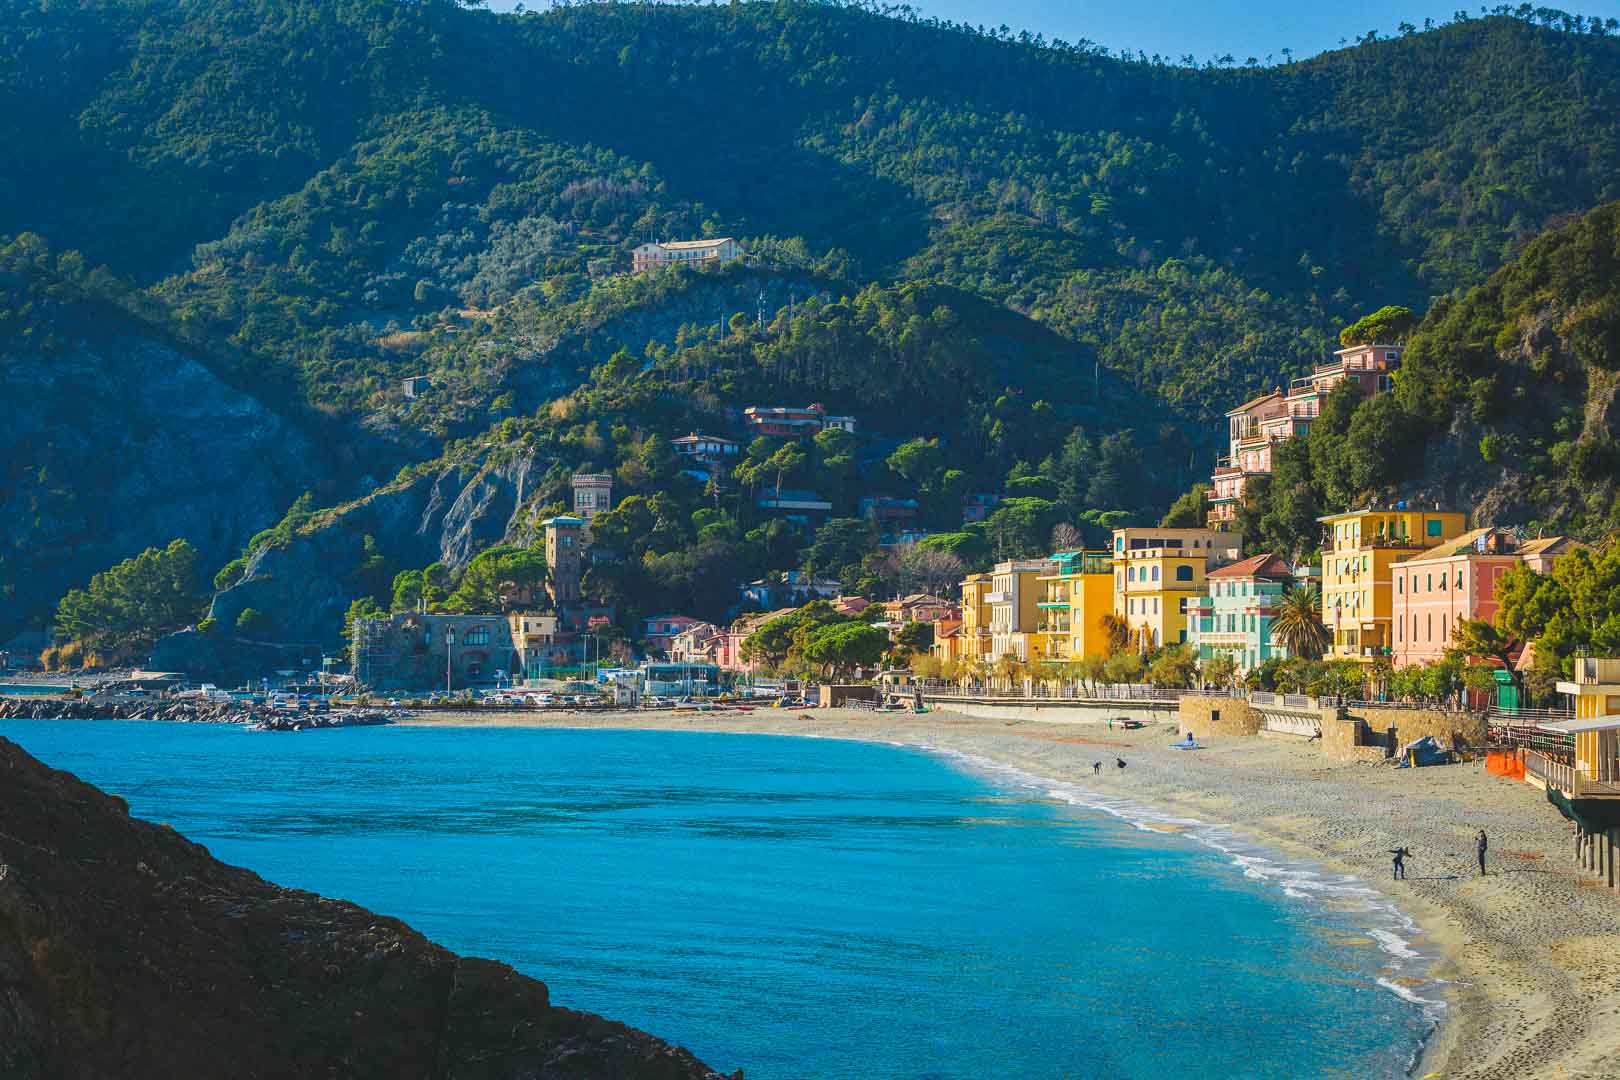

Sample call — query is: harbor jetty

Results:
[0,697,403,729]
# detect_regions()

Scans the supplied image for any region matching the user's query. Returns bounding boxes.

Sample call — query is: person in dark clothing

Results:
[1092,761,1102,775]
[1389,847,1412,880]
[1476,829,1488,876]
[1116,757,1127,770]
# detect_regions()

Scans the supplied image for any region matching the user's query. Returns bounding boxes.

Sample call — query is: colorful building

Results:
[1186,553,1295,673]
[1209,343,1402,529]
[957,573,994,669]
[1318,505,1468,661]
[1035,551,1114,661]
[1391,529,1580,667]
[988,560,1049,663]
[1112,528,1243,651]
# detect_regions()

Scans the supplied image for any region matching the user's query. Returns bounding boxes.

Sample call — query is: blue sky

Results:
[487,1,1620,63]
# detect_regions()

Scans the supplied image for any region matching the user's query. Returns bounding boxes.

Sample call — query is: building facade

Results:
[957,573,994,669]
[1318,505,1468,661]
[987,559,1049,663]
[1186,553,1295,673]
[742,404,856,438]
[1112,528,1242,651]
[544,515,587,611]
[1208,343,1401,529]
[1391,529,1580,667]
[631,237,743,273]
[571,473,614,521]
[1034,551,1114,661]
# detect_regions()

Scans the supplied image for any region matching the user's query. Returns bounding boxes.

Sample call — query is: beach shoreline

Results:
[401,704,1620,1080]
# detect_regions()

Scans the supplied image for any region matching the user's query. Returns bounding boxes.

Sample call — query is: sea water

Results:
[0,721,1434,1079]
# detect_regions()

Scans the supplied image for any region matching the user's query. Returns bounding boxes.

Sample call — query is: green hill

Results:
[7,0,1620,645]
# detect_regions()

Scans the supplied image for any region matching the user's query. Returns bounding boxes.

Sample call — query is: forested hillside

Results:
[1238,199,1620,556]
[5,0,1620,648]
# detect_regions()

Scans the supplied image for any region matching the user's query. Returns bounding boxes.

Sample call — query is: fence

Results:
[921,684,1185,702]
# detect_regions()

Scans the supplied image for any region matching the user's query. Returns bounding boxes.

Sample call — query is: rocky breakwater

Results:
[0,698,404,730]
[0,736,736,1079]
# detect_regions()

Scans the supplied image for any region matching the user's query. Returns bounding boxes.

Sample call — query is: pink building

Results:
[643,614,704,656]
[1391,529,1580,667]
[1208,344,1401,529]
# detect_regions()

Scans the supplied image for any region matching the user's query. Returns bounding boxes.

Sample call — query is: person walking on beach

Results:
[1092,761,1102,775]
[1389,847,1412,880]
[1476,829,1488,876]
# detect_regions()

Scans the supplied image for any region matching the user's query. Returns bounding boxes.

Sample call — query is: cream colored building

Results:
[1111,528,1242,651]
[632,237,743,273]
[987,560,1049,663]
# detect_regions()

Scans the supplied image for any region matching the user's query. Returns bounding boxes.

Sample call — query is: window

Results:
[1456,570,1463,588]
[463,626,491,646]
[1128,598,1135,614]
[1176,565,1193,582]
[1426,613,1432,641]
[1151,566,1160,582]
[1397,576,1403,594]
[1426,519,1444,537]
[1439,573,1446,591]
[1152,598,1159,614]
[1127,566,1136,582]
[1426,574,1432,592]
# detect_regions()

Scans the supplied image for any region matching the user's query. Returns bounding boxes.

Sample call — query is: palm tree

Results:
[1271,584,1331,660]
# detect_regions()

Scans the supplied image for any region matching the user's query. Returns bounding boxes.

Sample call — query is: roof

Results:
[1206,553,1294,580]
[656,237,736,250]
[673,433,737,444]
[1224,388,1284,416]
[1538,716,1620,734]
[542,515,586,526]
[1397,527,1505,563]
[1519,535,1581,556]
[1316,505,1460,523]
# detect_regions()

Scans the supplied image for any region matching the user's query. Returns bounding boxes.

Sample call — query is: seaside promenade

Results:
[406,704,1620,1080]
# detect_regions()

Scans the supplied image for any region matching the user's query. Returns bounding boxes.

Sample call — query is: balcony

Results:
[985,590,1012,604]
[1573,657,1620,686]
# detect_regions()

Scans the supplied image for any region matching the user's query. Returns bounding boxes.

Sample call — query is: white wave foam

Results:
[918,742,1449,1025]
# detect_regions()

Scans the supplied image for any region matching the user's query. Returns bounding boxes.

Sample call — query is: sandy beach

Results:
[403,704,1620,1080]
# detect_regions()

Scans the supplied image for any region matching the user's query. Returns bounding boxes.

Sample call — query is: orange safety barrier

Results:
[1486,752,1526,780]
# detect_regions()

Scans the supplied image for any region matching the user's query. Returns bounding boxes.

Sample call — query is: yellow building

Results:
[1318,506,1468,660]
[1559,657,1620,721]
[956,573,994,668]
[1112,528,1243,651]
[1035,551,1116,661]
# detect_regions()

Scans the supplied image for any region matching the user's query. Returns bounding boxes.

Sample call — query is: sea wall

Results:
[1349,705,1488,753]
[926,698,1175,725]
[1320,712,1390,763]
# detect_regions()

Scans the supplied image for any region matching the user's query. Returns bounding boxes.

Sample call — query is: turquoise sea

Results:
[0,720,1437,1078]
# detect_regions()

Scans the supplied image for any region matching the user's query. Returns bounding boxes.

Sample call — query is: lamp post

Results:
[445,627,455,694]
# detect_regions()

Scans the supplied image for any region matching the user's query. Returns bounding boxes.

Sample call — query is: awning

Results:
[1538,715,1620,734]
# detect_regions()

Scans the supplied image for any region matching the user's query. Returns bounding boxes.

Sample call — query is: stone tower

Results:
[571,473,614,521]
[543,515,586,611]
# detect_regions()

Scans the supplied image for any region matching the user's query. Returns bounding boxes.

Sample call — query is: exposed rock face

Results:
[0,333,331,641]
[0,736,732,1080]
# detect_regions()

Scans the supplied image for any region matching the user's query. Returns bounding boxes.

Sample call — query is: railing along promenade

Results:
[921,684,1185,702]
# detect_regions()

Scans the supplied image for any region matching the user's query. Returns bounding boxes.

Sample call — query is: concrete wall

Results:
[821,684,877,708]
[1178,696,1262,738]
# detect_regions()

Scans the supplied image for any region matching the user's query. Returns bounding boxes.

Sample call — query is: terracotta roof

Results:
[1518,535,1582,556]
[1206,553,1294,580]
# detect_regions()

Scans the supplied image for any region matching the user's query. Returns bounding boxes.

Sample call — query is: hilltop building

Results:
[1209,343,1402,529]
[672,434,740,483]
[1186,553,1296,673]
[1112,527,1243,651]
[631,237,743,273]
[1318,504,1468,661]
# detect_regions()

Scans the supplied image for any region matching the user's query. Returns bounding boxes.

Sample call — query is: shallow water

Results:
[1,720,1433,1078]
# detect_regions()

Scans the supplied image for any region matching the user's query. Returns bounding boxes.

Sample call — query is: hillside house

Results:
[632,237,743,273]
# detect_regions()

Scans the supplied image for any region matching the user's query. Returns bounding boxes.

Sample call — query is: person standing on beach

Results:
[1093,761,1102,775]
[1389,847,1411,880]
[1476,829,1488,876]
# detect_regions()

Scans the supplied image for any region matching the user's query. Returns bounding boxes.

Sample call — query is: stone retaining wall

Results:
[926,699,1174,725]
[1350,706,1488,753]
[1177,696,1261,738]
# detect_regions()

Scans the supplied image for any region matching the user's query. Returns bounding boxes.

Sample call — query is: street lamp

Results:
[445,627,455,694]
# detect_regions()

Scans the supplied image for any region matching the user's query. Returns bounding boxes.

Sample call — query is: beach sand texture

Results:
[405,705,1620,1080]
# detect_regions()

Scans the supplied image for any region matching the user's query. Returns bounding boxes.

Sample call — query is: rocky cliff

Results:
[0,735,732,1080]
[0,329,334,644]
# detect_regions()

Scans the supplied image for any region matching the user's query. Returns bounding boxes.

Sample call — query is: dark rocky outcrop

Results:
[0,332,333,642]
[0,736,733,1080]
